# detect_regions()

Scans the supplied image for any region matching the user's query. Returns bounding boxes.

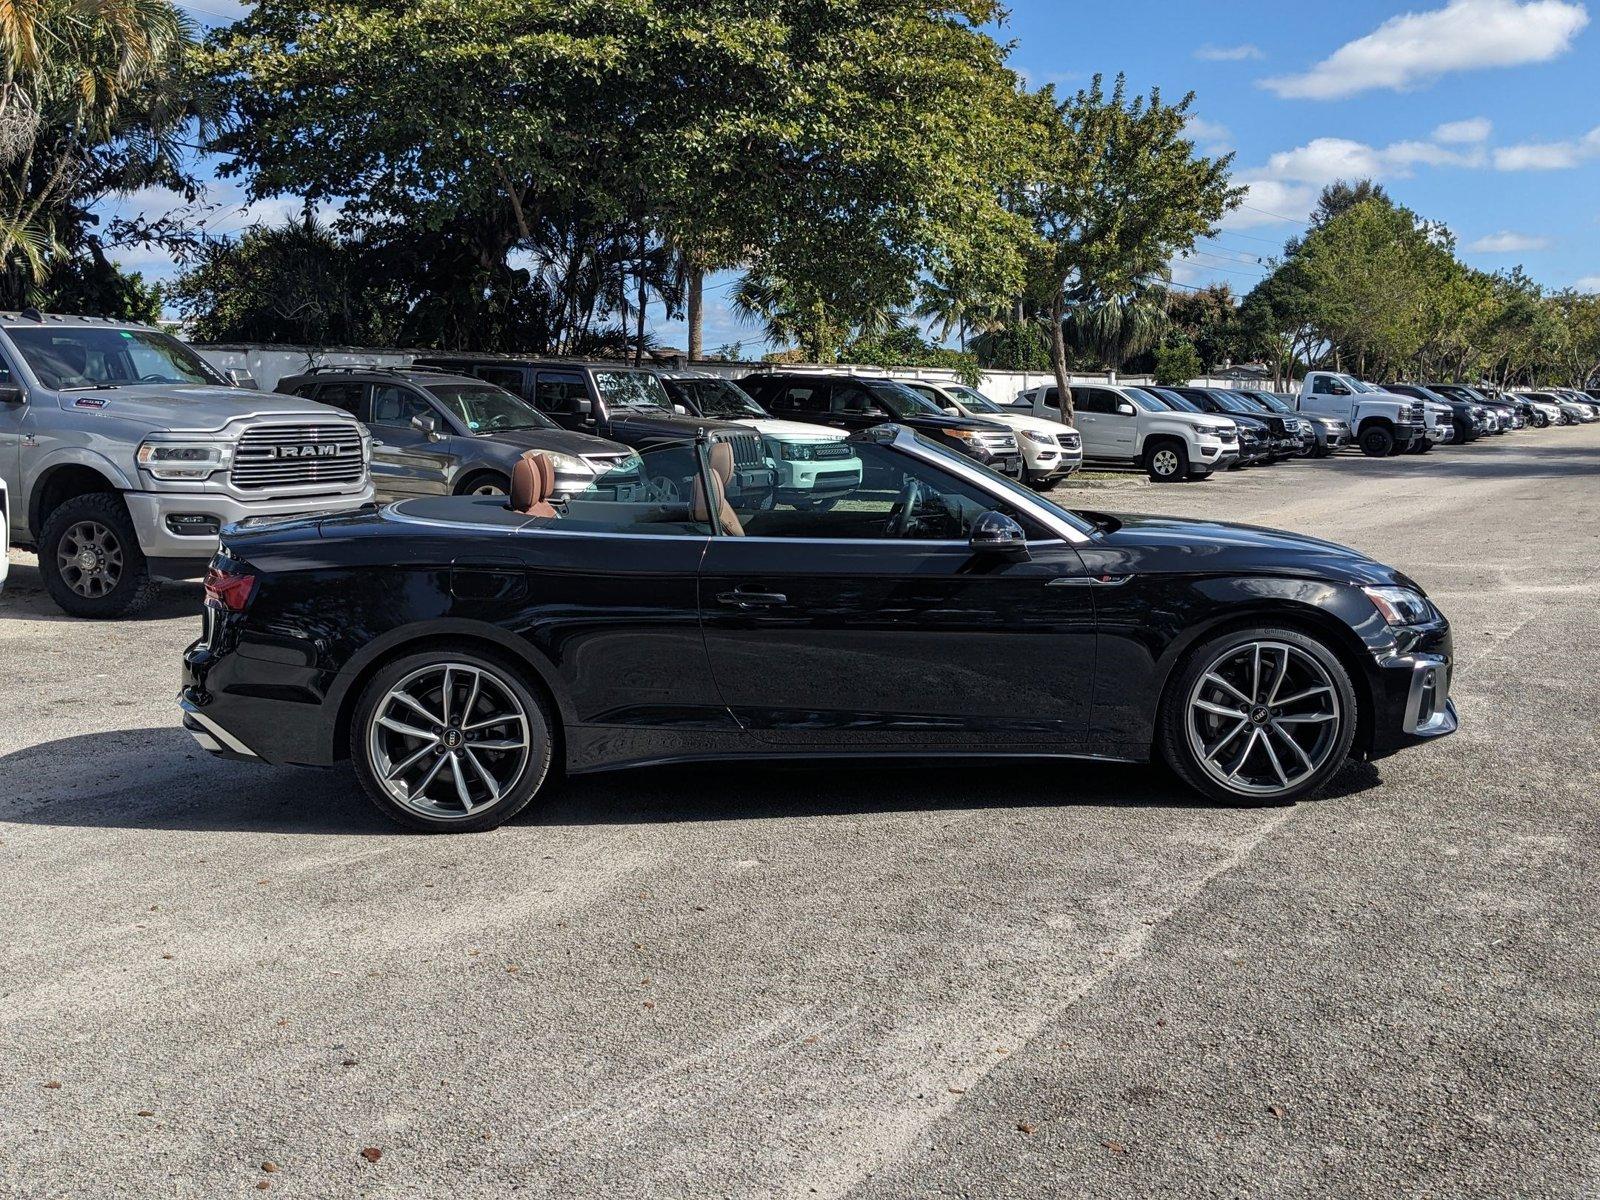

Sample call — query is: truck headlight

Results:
[779,441,818,461]
[1362,585,1434,626]
[136,440,231,480]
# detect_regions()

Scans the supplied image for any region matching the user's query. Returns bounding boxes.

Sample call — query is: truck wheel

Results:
[1358,425,1395,457]
[1146,440,1188,482]
[39,492,162,619]
[1406,439,1433,455]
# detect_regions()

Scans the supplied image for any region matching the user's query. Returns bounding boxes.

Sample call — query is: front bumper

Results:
[126,482,374,569]
[1365,622,1457,760]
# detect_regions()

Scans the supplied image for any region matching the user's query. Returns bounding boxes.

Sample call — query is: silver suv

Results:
[276,366,638,499]
[0,311,372,618]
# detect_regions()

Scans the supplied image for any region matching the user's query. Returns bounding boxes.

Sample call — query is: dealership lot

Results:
[1,429,1597,1198]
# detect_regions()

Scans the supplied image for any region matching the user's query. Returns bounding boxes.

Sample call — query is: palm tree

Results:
[1064,289,1170,370]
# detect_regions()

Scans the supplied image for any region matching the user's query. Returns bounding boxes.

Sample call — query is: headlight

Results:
[544,451,592,476]
[1362,585,1434,626]
[779,441,818,461]
[939,428,978,441]
[1019,429,1055,446]
[136,440,231,480]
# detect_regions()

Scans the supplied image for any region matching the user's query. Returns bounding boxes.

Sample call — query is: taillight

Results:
[203,564,257,612]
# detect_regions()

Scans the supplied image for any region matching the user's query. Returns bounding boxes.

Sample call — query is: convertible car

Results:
[180,425,1456,832]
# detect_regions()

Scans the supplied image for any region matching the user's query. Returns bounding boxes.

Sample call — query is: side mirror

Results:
[1116,401,1136,416]
[571,397,594,417]
[1330,384,1350,396]
[224,367,259,390]
[411,413,440,438]
[0,383,22,404]
[968,510,1029,557]
[672,403,688,415]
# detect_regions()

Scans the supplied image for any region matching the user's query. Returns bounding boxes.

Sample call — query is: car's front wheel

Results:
[1146,440,1188,482]
[1358,425,1395,457]
[1159,627,1359,806]
[39,493,162,619]
[350,647,554,832]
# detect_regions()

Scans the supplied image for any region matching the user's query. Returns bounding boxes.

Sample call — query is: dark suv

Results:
[739,372,1022,478]
[278,366,635,499]
[414,355,775,502]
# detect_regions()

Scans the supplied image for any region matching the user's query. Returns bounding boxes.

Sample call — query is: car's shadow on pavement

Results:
[0,561,205,623]
[0,726,1386,835]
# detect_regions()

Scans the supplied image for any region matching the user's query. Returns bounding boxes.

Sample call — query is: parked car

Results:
[0,311,372,618]
[1231,390,1319,456]
[1521,390,1595,424]
[1168,387,1299,462]
[0,474,7,595]
[1266,393,1349,456]
[900,379,1082,488]
[1428,384,1523,431]
[739,371,1023,479]
[1551,388,1600,419]
[181,423,1457,832]
[1295,372,1428,457]
[1140,387,1268,468]
[1008,383,1239,481]
[413,354,777,504]
[656,372,863,509]
[277,366,637,500]
[1388,383,1485,445]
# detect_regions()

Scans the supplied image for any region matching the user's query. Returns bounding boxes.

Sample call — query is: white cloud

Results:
[1493,125,1600,169]
[1220,180,1320,230]
[1262,0,1589,100]
[1262,135,1485,184]
[1433,117,1493,143]
[1195,43,1265,62]
[1573,275,1600,291]
[1466,230,1553,251]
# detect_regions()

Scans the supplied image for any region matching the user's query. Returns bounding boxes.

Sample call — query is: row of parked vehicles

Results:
[0,310,1481,830]
[1,310,1594,618]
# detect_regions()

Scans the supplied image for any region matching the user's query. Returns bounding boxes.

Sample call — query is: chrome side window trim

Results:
[891,431,1092,545]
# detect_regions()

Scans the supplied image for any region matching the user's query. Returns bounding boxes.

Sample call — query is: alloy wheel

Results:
[1151,448,1180,477]
[56,520,124,598]
[1185,640,1343,797]
[367,662,532,820]
[470,481,508,497]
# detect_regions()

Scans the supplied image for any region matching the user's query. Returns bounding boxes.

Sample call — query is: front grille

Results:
[974,431,1018,453]
[1406,403,1425,423]
[1059,432,1081,449]
[231,423,365,491]
[810,441,855,461]
[1218,427,1238,443]
[716,431,765,469]
[814,469,859,488]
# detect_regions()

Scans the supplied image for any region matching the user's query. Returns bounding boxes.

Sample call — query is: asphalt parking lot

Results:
[2,426,1598,1199]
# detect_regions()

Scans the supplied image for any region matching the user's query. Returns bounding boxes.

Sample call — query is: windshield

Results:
[908,432,1096,537]
[946,384,1006,415]
[1205,390,1255,414]
[1145,387,1200,413]
[8,327,226,390]
[1123,388,1167,413]
[1243,391,1293,414]
[1349,377,1386,394]
[682,378,767,419]
[428,383,554,432]
[595,370,672,411]
[867,380,947,417]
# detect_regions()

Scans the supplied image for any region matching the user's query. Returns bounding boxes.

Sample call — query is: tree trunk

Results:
[1049,287,1074,422]
[686,265,704,361]
[634,223,648,367]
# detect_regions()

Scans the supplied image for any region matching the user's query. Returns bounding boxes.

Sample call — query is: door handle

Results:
[1047,574,1132,588]
[717,590,788,609]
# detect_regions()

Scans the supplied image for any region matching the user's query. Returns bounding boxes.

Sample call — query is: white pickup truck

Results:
[1296,372,1431,458]
[1008,383,1239,481]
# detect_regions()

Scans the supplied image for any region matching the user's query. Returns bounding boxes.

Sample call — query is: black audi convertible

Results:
[181,425,1456,832]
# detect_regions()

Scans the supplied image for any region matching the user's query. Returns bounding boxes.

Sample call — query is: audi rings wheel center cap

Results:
[1250,706,1271,725]
[442,729,463,750]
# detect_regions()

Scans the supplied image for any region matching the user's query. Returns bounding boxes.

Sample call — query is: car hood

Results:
[894,411,1010,434]
[607,408,744,440]
[987,412,1079,436]
[727,417,846,441]
[1083,512,1414,588]
[478,427,630,458]
[53,384,352,433]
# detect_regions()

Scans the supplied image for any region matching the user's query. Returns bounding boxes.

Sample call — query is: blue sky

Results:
[121,0,1600,349]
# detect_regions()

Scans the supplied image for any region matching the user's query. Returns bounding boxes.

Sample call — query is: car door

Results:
[364,384,454,497]
[825,382,893,435]
[697,439,1099,750]
[1071,387,1133,459]
[762,379,832,428]
[0,349,25,527]
[533,370,601,435]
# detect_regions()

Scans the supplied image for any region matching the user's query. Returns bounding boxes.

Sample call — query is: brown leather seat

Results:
[691,442,744,536]
[508,451,560,518]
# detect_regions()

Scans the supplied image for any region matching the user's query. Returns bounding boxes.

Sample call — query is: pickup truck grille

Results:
[716,431,766,470]
[809,441,855,461]
[1405,403,1425,423]
[231,422,365,491]
[1217,427,1239,444]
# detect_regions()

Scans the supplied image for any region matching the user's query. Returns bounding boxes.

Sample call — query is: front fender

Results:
[26,447,138,533]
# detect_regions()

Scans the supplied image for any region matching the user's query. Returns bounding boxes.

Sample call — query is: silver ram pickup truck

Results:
[0,311,372,618]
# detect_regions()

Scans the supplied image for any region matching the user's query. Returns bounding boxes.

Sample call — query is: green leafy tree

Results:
[1153,339,1202,385]
[1017,74,1241,419]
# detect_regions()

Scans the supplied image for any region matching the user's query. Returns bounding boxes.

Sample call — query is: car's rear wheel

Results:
[1146,440,1187,482]
[1159,627,1359,806]
[39,493,162,619]
[351,648,554,832]
[457,472,511,497]
[1358,425,1395,457]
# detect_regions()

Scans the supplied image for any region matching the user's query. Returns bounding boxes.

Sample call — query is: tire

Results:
[1406,438,1432,455]
[349,646,555,833]
[1146,440,1188,482]
[1358,424,1395,457]
[793,497,838,512]
[38,492,162,619]
[456,472,511,497]
[1158,626,1360,807]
